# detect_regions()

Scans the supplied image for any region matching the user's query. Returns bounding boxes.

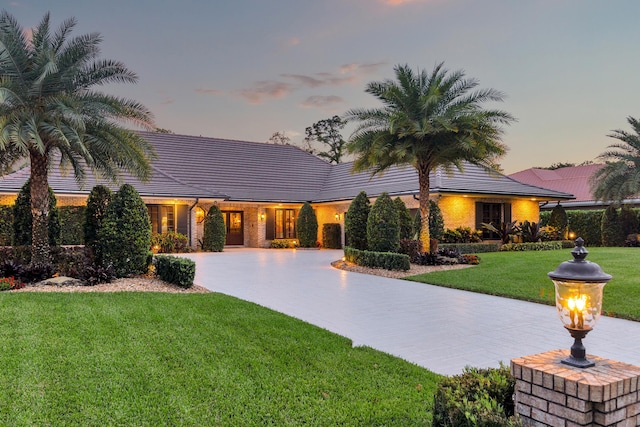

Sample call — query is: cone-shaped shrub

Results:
[548,204,568,240]
[99,184,151,277]
[620,204,639,237]
[345,191,370,250]
[84,185,113,262]
[12,179,60,246]
[296,202,318,248]
[601,205,624,247]
[367,192,399,252]
[202,205,226,252]
[394,197,413,240]
[413,200,444,242]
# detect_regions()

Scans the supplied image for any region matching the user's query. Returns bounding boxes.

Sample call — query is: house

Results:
[0,131,573,247]
[507,164,636,210]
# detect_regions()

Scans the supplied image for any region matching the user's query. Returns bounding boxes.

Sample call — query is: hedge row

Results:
[439,242,500,254]
[500,241,562,252]
[154,255,195,288]
[344,246,410,271]
[0,205,85,246]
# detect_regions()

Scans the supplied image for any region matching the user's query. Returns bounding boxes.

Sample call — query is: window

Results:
[275,209,296,239]
[148,205,175,234]
[476,202,511,239]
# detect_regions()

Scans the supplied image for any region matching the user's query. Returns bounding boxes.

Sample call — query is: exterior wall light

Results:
[195,207,205,223]
[259,213,265,221]
[335,213,340,221]
[548,237,612,368]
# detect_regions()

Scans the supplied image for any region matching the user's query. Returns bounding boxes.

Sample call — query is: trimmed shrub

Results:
[413,200,445,242]
[59,206,86,245]
[398,238,421,260]
[565,210,603,247]
[547,204,568,240]
[601,206,624,247]
[441,227,482,244]
[345,191,370,250]
[367,192,399,252]
[433,365,520,427]
[12,179,60,246]
[0,205,12,246]
[99,184,152,277]
[394,197,413,240]
[344,246,410,271]
[322,223,342,249]
[296,202,318,248]
[84,185,112,259]
[500,241,562,251]
[269,239,298,248]
[620,205,639,237]
[439,242,500,254]
[151,231,190,253]
[202,205,226,252]
[155,255,195,288]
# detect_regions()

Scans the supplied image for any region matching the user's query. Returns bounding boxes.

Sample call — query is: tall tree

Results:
[345,63,514,252]
[0,12,155,265]
[591,116,640,205]
[304,115,347,164]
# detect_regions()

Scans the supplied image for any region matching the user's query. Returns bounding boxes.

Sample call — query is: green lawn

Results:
[0,292,439,426]
[406,247,640,321]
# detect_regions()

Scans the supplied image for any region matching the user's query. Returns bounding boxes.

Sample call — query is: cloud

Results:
[159,98,174,106]
[281,74,325,88]
[287,37,300,46]
[235,81,294,105]
[380,0,427,5]
[300,95,344,109]
[195,88,224,96]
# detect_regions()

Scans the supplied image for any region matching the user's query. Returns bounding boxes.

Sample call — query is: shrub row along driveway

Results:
[184,249,640,376]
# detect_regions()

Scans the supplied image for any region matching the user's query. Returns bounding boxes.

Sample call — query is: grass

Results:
[406,247,640,321]
[0,292,440,426]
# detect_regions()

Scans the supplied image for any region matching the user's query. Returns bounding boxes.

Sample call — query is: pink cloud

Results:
[235,81,294,104]
[287,37,300,46]
[300,95,344,109]
[195,88,224,96]
[381,0,426,5]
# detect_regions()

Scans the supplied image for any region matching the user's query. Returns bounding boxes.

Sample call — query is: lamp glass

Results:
[552,280,605,331]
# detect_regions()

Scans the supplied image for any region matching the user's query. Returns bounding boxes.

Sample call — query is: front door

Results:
[223,211,244,245]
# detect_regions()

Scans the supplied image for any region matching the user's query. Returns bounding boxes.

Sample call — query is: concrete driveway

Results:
[184,248,640,376]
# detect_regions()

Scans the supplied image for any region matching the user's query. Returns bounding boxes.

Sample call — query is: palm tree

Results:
[0,12,156,265]
[345,63,514,252]
[590,116,640,205]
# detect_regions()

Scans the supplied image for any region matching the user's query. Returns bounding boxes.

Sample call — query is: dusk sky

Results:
[5,1,640,173]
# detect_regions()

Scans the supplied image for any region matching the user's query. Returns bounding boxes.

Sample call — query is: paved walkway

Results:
[184,248,640,376]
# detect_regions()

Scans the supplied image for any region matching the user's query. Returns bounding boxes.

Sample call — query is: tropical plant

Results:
[481,221,517,245]
[591,116,640,205]
[99,184,152,277]
[393,197,413,240]
[367,192,399,252]
[346,62,514,253]
[296,202,318,248]
[84,185,113,262]
[345,191,370,250]
[516,220,546,243]
[0,12,155,266]
[12,179,60,247]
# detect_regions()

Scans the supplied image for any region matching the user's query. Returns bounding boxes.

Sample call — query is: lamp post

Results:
[548,237,612,368]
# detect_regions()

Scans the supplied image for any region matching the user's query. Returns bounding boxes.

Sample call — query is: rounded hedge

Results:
[296,202,318,248]
[345,191,370,250]
[84,185,113,261]
[202,205,226,252]
[99,184,152,277]
[367,192,399,252]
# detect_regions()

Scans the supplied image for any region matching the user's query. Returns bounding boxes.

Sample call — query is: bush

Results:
[433,365,520,427]
[564,210,603,247]
[12,179,60,246]
[84,185,112,260]
[516,220,547,243]
[398,238,421,260]
[322,223,342,249]
[151,231,190,253]
[155,255,195,288]
[20,262,55,283]
[620,205,639,237]
[429,200,445,241]
[439,243,500,254]
[202,205,226,252]
[547,204,568,240]
[601,206,624,247]
[500,241,562,251]
[0,205,12,246]
[59,206,86,245]
[0,276,23,291]
[367,192,399,252]
[80,264,116,286]
[625,233,640,247]
[296,202,318,248]
[345,191,370,250]
[99,184,152,277]
[344,246,410,271]
[269,239,298,248]
[441,227,482,244]
[394,198,413,240]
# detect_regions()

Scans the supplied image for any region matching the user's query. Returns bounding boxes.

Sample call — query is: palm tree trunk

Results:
[417,162,431,253]
[29,150,51,266]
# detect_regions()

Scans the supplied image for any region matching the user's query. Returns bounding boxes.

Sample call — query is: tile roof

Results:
[508,164,604,205]
[0,131,574,202]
